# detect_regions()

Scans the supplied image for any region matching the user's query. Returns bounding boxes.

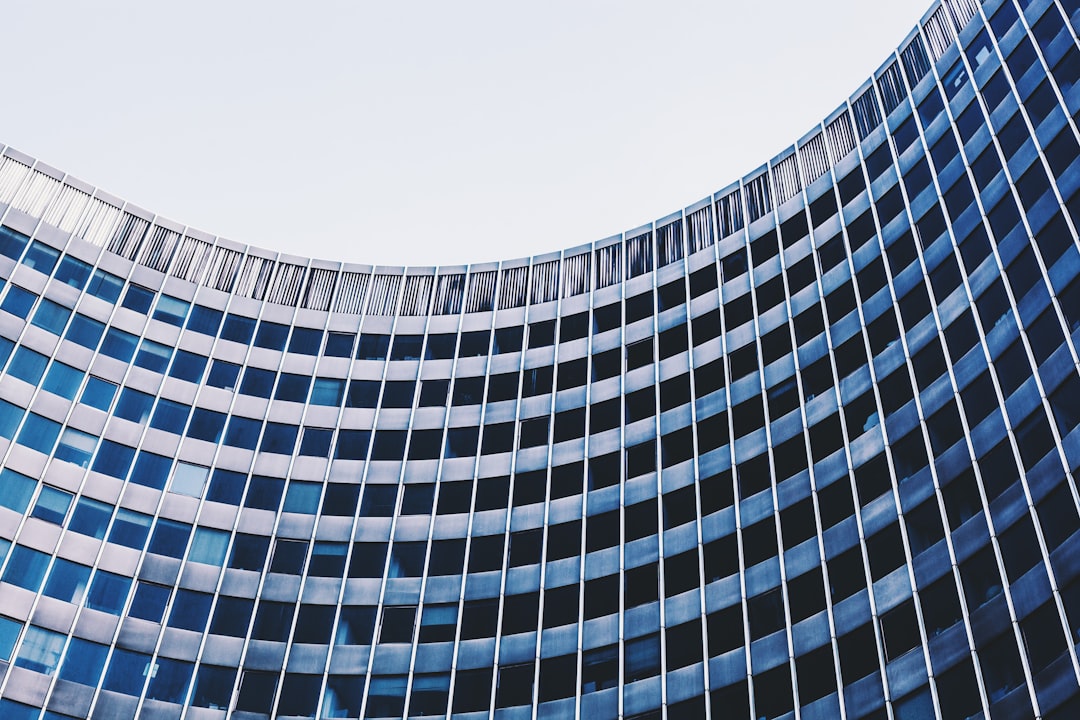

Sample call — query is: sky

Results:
[1,1,931,267]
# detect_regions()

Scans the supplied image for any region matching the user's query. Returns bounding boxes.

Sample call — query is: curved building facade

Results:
[0,0,1078,718]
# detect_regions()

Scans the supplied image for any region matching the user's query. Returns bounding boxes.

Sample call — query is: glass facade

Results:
[0,0,1078,718]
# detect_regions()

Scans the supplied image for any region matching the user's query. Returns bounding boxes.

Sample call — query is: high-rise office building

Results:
[0,0,1078,718]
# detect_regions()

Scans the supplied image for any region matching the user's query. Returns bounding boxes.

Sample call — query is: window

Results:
[324,331,355,357]
[85,570,131,614]
[31,298,71,335]
[379,606,416,643]
[153,295,189,326]
[14,626,65,675]
[221,313,256,343]
[79,376,116,411]
[58,638,108,687]
[188,527,229,566]
[129,581,171,622]
[42,558,90,604]
[186,305,223,336]
[30,486,72,525]
[69,497,111,539]
[108,508,151,550]
[121,284,154,313]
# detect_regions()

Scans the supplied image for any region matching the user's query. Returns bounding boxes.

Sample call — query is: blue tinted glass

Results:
[30,486,72,524]
[86,269,123,303]
[188,408,226,442]
[0,337,11,369]
[130,451,172,490]
[324,332,355,357]
[55,427,96,468]
[284,481,322,514]
[16,413,60,455]
[130,581,171,621]
[153,295,189,326]
[225,416,262,450]
[86,570,131,613]
[0,468,36,512]
[7,347,48,385]
[2,545,50,591]
[275,373,310,402]
[208,469,246,504]
[65,313,105,350]
[91,439,135,479]
[300,427,333,456]
[134,339,172,373]
[102,648,150,696]
[108,508,150,549]
[289,327,323,355]
[0,225,29,260]
[58,637,109,686]
[14,626,65,675]
[115,388,154,424]
[221,313,256,343]
[42,361,83,400]
[261,423,298,455]
[186,305,223,336]
[168,590,213,631]
[244,476,284,511]
[254,321,289,350]
[0,398,25,439]
[150,398,190,433]
[311,378,344,406]
[146,657,194,703]
[168,349,206,383]
[54,255,92,289]
[23,241,60,274]
[42,558,90,604]
[100,327,138,362]
[121,284,154,312]
[148,519,191,558]
[207,360,240,390]
[0,615,22,661]
[240,367,276,397]
[68,497,112,539]
[30,299,71,334]
[79,376,117,411]
[188,527,229,566]
[0,285,36,317]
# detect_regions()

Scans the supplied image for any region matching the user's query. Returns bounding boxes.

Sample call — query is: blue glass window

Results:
[115,387,154,424]
[42,361,83,400]
[30,486,72,524]
[91,440,135,479]
[284,481,322,514]
[14,626,65,675]
[100,327,138,362]
[260,422,297,454]
[192,665,236,710]
[255,321,289,350]
[0,398,24,439]
[148,519,191,559]
[102,648,150,696]
[86,269,123,303]
[23,241,60,275]
[275,373,310,402]
[324,332,355,357]
[65,313,105,350]
[2,545,50,591]
[146,657,194,704]
[17,413,60,455]
[68,497,112,539]
[151,398,190,433]
[357,333,390,360]
[240,367,276,397]
[153,294,189,326]
[55,427,96,467]
[85,569,131,613]
[42,558,90,604]
[168,590,213,632]
[186,304,223,336]
[0,285,36,317]
[79,376,117,411]
[7,347,48,385]
[0,469,35,512]
[30,299,71,335]
[108,508,150,549]
[300,427,333,457]
[188,408,226,443]
[0,225,29,260]
[134,339,172,373]
[58,638,108,686]
[170,462,209,497]
[208,469,246,505]
[335,430,371,460]
[311,377,345,406]
[130,451,172,490]
[188,527,229,566]
[206,359,240,390]
[121,284,154,313]
[0,616,22,662]
[54,255,92,289]
[168,349,206,383]
[130,581,171,621]
[0,337,11,369]
[221,313,256,343]
[244,476,284,512]
[225,416,262,450]
[289,327,322,355]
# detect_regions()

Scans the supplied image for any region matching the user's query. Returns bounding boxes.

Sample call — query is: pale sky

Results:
[1,1,931,267]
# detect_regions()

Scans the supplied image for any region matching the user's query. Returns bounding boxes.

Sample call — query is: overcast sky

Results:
[1,1,930,267]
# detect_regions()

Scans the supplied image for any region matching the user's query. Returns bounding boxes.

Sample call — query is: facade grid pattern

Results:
[0,0,1078,718]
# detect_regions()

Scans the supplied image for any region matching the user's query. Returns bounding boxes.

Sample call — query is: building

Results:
[0,0,1077,718]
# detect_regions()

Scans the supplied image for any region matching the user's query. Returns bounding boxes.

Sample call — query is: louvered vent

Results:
[465,270,496,313]
[0,157,30,204]
[366,274,401,315]
[744,174,772,224]
[499,266,528,309]
[923,6,955,62]
[687,206,714,253]
[771,153,801,206]
[399,275,434,316]
[265,262,306,306]
[799,132,831,184]
[901,36,931,87]
[11,170,59,217]
[945,0,979,32]
[656,221,685,267]
[235,255,275,300]
[826,112,857,162]
[433,273,465,315]
[302,268,337,311]
[718,190,744,238]
[562,252,590,297]
[106,212,150,260]
[877,62,906,118]
[74,198,121,247]
[851,88,882,140]
[529,260,560,304]
[595,244,622,288]
[42,185,90,233]
[205,246,242,292]
[334,272,370,314]
[138,226,181,272]
[171,237,213,284]
[626,233,653,278]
